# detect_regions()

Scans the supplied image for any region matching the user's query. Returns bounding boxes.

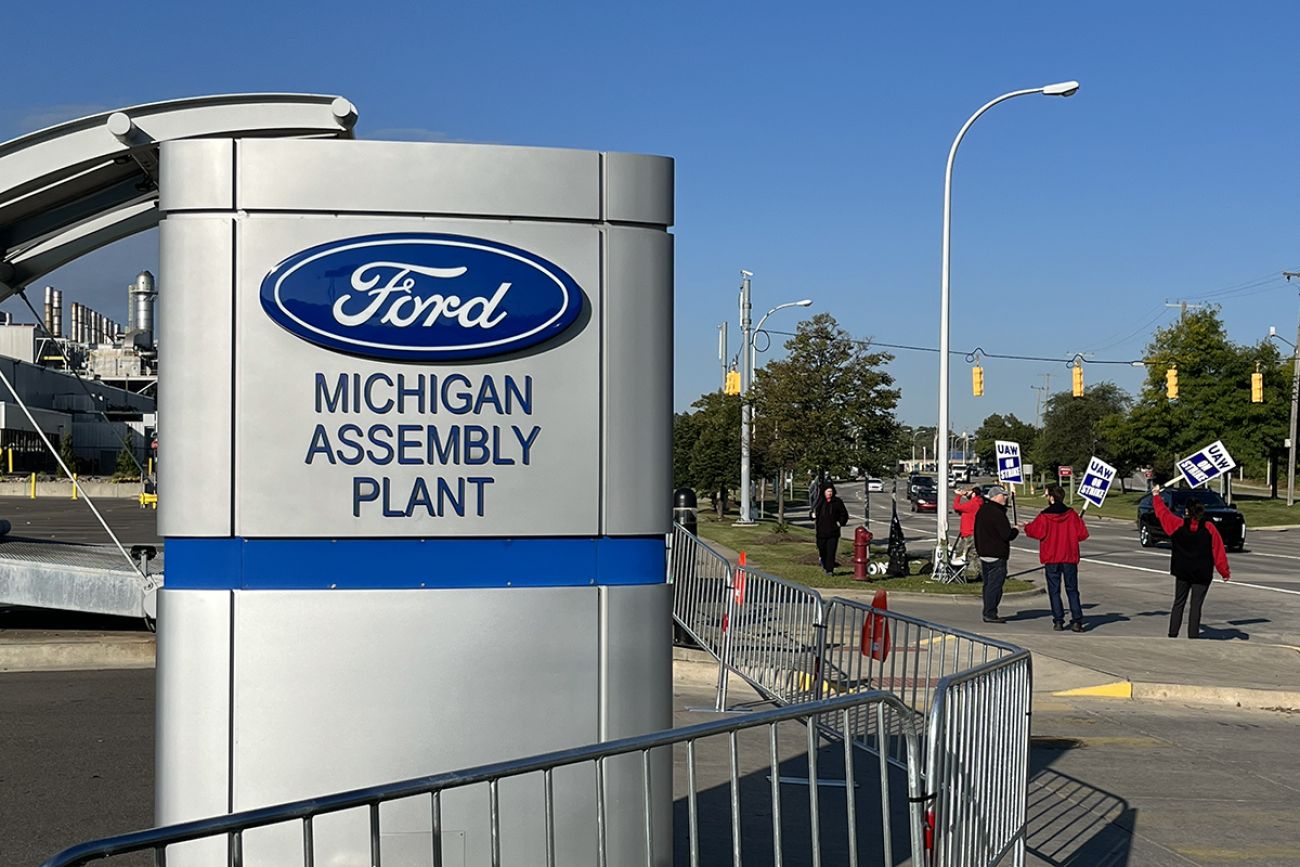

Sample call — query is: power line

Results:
[761,328,1147,366]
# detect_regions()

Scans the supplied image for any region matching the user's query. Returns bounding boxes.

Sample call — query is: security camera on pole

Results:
[935,80,1079,578]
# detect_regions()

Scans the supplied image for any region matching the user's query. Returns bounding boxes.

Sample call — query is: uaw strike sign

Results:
[1077,456,1117,509]
[995,440,1023,484]
[1176,440,1237,489]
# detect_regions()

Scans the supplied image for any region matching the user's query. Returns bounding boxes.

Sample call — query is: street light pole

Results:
[738,271,754,524]
[935,80,1079,572]
[1272,276,1300,507]
[737,272,812,525]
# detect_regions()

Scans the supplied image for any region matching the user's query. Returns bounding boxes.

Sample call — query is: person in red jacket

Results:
[1023,484,1090,632]
[1149,484,1230,638]
[951,485,983,569]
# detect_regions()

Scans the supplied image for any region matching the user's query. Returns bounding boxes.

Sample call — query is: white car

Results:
[866,477,884,492]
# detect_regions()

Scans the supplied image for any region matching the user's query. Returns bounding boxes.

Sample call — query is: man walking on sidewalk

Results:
[973,485,1018,623]
[1149,484,1230,638]
[1024,484,1090,632]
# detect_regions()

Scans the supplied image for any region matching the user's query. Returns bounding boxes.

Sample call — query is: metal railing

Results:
[669,524,1034,867]
[41,690,926,867]
[670,525,826,711]
[925,652,1032,867]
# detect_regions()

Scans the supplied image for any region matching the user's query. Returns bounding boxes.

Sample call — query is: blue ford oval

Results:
[260,233,585,361]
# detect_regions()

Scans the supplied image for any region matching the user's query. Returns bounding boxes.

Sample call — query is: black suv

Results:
[1136,488,1245,551]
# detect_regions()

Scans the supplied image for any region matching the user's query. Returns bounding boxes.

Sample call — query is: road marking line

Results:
[1226,581,1300,596]
[1053,681,1133,699]
[1241,550,1300,562]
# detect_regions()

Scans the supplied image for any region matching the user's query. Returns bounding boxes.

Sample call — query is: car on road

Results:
[1136,488,1246,551]
[867,477,884,492]
[909,483,939,512]
[908,474,935,494]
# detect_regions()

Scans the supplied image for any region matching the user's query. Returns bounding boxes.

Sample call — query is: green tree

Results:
[685,392,741,518]
[752,313,901,525]
[57,426,76,473]
[1113,309,1290,481]
[114,433,140,480]
[673,411,702,489]
[1031,382,1131,473]
[972,413,1039,469]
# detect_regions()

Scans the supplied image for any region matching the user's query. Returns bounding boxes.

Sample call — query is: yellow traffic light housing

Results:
[1071,362,1084,397]
[1252,363,1264,403]
[724,369,741,395]
[1166,366,1178,400]
[972,365,984,397]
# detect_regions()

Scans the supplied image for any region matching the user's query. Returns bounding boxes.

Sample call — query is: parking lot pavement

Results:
[675,668,1300,867]
[0,497,160,546]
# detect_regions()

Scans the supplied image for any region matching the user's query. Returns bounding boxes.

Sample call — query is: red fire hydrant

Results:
[853,526,873,581]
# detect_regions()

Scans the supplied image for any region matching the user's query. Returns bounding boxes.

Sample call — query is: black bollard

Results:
[673,487,698,536]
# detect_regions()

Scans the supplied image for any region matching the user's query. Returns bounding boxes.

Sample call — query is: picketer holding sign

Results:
[1149,483,1230,639]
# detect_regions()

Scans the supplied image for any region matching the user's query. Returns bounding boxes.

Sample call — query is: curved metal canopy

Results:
[0,93,358,302]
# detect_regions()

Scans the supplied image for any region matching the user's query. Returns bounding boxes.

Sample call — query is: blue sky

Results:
[3,1,1297,432]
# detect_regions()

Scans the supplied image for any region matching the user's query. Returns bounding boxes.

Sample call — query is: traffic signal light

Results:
[1071,363,1084,397]
[972,365,984,397]
[1252,363,1264,403]
[1166,366,1178,400]
[724,369,741,395]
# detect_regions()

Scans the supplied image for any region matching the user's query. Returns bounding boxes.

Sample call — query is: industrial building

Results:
[0,271,156,473]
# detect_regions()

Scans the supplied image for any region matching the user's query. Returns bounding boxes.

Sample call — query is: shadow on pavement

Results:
[673,729,917,866]
[1027,747,1135,866]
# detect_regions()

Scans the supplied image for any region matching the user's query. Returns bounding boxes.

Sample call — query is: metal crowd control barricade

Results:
[40,690,927,867]
[669,525,825,711]
[817,598,1032,867]
[668,527,1034,867]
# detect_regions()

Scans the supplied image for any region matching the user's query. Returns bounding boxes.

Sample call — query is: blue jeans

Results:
[980,559,1007,620]
[1044,563,1083,625]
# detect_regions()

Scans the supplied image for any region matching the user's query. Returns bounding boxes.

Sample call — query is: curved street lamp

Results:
[739,295,813,524]
[936,81,1080,571]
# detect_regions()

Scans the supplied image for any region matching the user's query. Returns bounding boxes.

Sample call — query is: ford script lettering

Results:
[260,233,584,360]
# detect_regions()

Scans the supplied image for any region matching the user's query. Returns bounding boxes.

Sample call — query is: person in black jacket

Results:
[813,483,850,575]
[973,485,1019,623]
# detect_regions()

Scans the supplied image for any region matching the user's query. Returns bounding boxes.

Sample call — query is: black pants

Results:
[817,535,839,573]
[1169,579,1210,638]
[980,558,1007,620]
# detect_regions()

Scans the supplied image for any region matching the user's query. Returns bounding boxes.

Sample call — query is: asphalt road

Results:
[835,478,1300,645]
[8,666,1299,867]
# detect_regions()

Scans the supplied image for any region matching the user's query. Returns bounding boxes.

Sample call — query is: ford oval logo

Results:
[259,233,584,361]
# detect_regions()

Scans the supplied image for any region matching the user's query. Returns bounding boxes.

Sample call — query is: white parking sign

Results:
[995,440,1023,484]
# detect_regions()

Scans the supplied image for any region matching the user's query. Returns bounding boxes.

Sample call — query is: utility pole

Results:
[737,271,755,524]
[718,321,728,391]
[1164,300,1207,321]
[1031,372,1052,426]
[1281,273,1300,507]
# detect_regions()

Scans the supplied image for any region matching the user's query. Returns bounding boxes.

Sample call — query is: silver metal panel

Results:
[0,543,146,618]
[600,584,672,865]
[603,153,674,227]
[602,226,673,536]
[155,589,231,867]
[235,139,600,220]
[159,139,234,211]
[0,93,354,202]
[157,215,233,537]
[230,588,607,866]
[232,215,601,537]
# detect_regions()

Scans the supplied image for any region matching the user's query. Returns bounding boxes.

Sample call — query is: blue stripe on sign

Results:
[162,537,666,590]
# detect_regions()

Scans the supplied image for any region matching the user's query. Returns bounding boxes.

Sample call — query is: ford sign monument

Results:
[156,137,674,865]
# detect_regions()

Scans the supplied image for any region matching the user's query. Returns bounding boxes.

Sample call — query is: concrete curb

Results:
[0,636,155,672]
[1054,678,1300,711]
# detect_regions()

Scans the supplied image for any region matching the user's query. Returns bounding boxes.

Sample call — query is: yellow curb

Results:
[1052,680,1133,699]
